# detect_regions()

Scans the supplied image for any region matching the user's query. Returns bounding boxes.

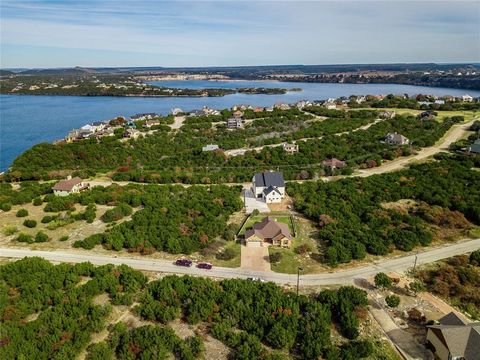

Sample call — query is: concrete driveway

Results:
[243,189,270,214]
[241,245,271,272]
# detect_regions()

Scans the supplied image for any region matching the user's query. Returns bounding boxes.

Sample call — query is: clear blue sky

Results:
[1,0,479,68]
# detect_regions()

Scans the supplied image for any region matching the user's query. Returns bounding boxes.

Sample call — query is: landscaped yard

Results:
[238,211,294,236]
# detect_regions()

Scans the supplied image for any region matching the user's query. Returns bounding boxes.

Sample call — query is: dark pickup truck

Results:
[175,259,193,267]
[197,262,213,270]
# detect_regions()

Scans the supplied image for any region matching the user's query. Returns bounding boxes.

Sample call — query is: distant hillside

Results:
[0,69,14,76]
[20,67,97,75]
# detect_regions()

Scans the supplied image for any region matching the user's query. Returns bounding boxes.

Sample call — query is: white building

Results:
[252,172,285,203]
[52,177,88,197]
[462,94,473,102]
[202,144,219,152]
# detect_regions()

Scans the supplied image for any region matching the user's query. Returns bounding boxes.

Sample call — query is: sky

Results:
[1,0,479,68]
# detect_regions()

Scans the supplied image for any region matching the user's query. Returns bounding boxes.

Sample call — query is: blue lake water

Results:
[1,80,479,171]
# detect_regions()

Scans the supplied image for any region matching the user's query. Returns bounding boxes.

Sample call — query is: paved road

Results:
[1,238,478,285]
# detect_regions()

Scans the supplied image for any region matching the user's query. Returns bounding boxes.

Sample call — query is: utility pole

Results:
[412,250,419,277]
[296,267,304,296]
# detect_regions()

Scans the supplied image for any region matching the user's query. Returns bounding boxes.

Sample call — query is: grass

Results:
[366,338,402,360]
[468,227,480,238]
[201,240,241,268]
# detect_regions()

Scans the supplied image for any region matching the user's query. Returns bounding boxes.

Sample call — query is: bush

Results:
[216,248,236,261]
[35,231,49,243]
[17,233,34,243]
[269,252,283,263]
[295,243,312,255]
[101,203,132,223]
[385,295,400,308]
[374,273,392,289]
[1,203,12,212]
[252,209,260,216]
[407,280,426,296]
[41,215,54,223]
[23,219,37,228]
[59,235,69,242]
[16,209,29,217]
[33,197,43,206]
[470,250,480,266]
[2,226,18,236]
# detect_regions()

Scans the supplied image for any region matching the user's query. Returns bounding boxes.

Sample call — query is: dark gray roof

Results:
[254,172,285,188]
[468,143,480,153]
[427,312,480,360]
[263,186,281,196]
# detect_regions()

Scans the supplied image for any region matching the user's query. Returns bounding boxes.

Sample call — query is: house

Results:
[202,144,219,152]
[233,110,244,118]
[245,217,292,248]
[426,312,480,360]
[252,172,285,203]
[462,94,473,102]
[466,139,480,154]
[226,117,243,129]
[384,133,410,145]
[253,107,264,113]
[130,113,158,121]
[91,121,107,132]
[434,100,445,105]
[322,158,346,169]
[420,111,435,121]
[123,128,141,139]
[325,103,337,110]
[171,108,183,116]
[275,103,291,111]
[143,120,160,128]
[379,111,395,119]
[265,106,274,112]
[52,177,88,196]
[283,143,299,154]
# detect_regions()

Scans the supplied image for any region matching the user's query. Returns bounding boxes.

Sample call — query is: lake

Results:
[1,80,479,171]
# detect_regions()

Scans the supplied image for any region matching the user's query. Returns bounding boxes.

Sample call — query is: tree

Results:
[269,252,282,263]
[385,295,400,308]
[374,273,392,289]
[23,219,37,228]
[295,244,312,255]
[407,280,426,296]
[16,208,29,217]
[470,250,480,266]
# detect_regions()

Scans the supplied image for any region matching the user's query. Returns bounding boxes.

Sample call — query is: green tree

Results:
[374,273,393,289]
[16,208,29,217]
[385,295,400,308]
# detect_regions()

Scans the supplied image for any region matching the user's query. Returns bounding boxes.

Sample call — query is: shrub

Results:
[407,280,426,296]
[33,197,43,206]
[17,233,34,243]
[41,215,54,223]
[385,295,401,308]
[295,243,312,255]
[1,203,12,212]
[59,235,69,242]
[252,209,260,216]
[16,209,29,217]
[35,231,49,243]
[2,226,18,236]
[470,250,480,266]
[374,272,393,289]
[23,219,37,228]
[101,203,132,223]
[216,248,236,261]
[269,252,283,263]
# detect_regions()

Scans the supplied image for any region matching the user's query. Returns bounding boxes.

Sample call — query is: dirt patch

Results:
[268,195,293,212]
[93,293,110,306]
[241,245,270,271]
[381,199,418,214]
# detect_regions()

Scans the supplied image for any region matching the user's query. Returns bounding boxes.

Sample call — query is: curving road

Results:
[1,238,479,285]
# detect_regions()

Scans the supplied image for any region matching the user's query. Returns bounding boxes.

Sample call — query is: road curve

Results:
[1,238,479,286]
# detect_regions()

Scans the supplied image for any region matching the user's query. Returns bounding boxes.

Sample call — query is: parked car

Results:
[197,262,213,270]
[175,259,193,267]
[247,277,266,282]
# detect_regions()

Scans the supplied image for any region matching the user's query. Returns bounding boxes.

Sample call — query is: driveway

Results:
[243,188,270,214]
[241,245,271,272]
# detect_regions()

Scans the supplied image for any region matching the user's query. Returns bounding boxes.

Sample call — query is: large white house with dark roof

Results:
[252,172,285,203]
